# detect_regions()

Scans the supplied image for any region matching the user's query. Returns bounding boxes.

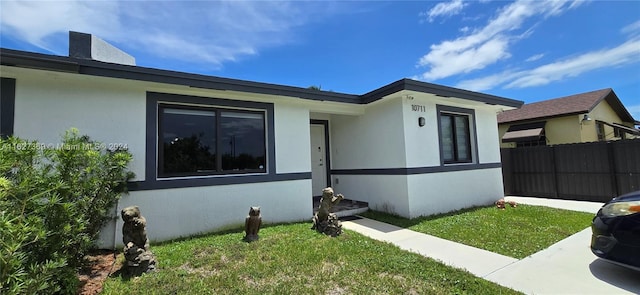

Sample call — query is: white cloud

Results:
[622,20,640,36]
[0,1,121,51]
[506,39,640,88]
[525,53,544,62]
[456,71,519,92]
[456,38,640,91]
[0,0,325,69]
[418,36,511,79]
[416,0,583,81]
[421,0,467,23]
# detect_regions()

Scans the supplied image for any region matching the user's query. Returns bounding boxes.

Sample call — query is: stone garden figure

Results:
[121,206,157,275]
[312,187,344,237]
[495,198,517,210]
[244,206,262,242]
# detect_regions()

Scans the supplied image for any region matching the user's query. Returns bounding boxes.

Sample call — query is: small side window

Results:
[437,105,476,165]
[439,113,472,164]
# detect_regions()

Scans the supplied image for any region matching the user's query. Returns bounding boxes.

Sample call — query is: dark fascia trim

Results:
[602,90,636,123]
[360,78,524,108]
[498,111,592,125]
[310,119,332,188]
[331,162,501,175]
[1,48,524,108]
[0,48,360,103]
[359,79,408,104]
[78,60,361,104]
[0,48,79,73]
[145,92,279,189]
[128,172,311,191]
[1,78,16,138]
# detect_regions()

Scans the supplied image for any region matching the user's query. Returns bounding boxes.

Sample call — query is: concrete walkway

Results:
[505,196,605,214]
[342,197,640,295]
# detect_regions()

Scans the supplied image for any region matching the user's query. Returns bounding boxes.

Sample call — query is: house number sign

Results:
[411,104,426,112]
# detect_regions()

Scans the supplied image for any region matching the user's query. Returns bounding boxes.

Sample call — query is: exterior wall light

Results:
[418,117,426,127]
[581,114,592,124]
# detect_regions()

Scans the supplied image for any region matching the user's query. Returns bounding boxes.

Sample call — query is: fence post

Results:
[551,145,560,199]
[607,141,619,198]
[500,148,513,195]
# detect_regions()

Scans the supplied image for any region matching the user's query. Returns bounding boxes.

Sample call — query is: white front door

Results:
[310,124,327,196]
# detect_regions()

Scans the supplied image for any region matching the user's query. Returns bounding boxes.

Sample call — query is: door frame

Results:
[310,119,332,193]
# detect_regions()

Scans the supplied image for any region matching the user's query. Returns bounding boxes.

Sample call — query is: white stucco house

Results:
[0,32,523,248]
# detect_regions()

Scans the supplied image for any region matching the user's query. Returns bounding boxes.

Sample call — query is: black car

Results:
[591,190,640,271]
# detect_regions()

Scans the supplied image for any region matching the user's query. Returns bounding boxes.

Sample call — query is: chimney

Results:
[69,31,135,66]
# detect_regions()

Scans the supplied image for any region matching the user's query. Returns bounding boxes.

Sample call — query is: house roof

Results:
[497,88,636,124]
[0,47,523,108]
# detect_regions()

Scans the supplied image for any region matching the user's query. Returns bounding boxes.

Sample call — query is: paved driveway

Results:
[491,196,640,294]
[343,196,640,295]
[484,227,640,294]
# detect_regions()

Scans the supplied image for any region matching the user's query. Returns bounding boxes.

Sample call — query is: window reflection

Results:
[159,106,266,177]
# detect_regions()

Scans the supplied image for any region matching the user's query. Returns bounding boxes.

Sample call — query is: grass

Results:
[361,205,594,259]
[101,223,520,295]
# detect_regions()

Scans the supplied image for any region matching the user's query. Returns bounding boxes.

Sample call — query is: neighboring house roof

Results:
[0,47,523,108]
[497,88,635,124]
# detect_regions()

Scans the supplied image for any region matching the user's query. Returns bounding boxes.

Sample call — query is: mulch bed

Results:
[77,250,121,295]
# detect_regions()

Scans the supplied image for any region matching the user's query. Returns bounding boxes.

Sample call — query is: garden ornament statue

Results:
[312,187,344,237]
[495,198,517,210]
[243,206,262,242]
[121,206,157,275]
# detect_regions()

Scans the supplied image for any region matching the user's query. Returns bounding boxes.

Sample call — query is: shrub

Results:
[0,129,134,294]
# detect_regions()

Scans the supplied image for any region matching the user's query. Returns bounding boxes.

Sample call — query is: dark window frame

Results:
[436,105,478,165]
[596,121,606,141]
[145,92,276,184]
[1,78,16,138]
[157,104,267,178]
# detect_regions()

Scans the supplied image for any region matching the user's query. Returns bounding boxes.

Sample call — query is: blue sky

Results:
[1,0,639,119]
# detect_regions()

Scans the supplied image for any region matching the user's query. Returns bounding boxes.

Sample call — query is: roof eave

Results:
[0,48,80,73]
[602,90,636,123]
[498,111,588,125]
[1,48,523,108]
[360,78,523,108]
[1,48,361,104]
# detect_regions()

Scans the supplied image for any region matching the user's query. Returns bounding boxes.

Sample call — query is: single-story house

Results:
[498,88,639,148]
[0,32,523,248]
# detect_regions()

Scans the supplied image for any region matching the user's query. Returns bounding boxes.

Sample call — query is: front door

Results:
[310,123,328,196]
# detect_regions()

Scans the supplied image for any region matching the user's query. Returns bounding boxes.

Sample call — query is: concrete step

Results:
[312,197,369,217]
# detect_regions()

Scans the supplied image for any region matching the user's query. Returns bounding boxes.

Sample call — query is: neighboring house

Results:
[498,88,639,148]
[0,32,522,248]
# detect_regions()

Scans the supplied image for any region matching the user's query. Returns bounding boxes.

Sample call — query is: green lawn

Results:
[102,223,520,295]
[361,205,594,259]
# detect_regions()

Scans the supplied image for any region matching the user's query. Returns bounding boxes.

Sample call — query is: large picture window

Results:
[437,105,476,165]
[158,104,266,177]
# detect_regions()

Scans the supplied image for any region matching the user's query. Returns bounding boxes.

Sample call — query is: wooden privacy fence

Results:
[501,139,640,203]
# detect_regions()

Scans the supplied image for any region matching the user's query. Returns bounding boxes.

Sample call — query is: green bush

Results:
[0,129,134,294]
